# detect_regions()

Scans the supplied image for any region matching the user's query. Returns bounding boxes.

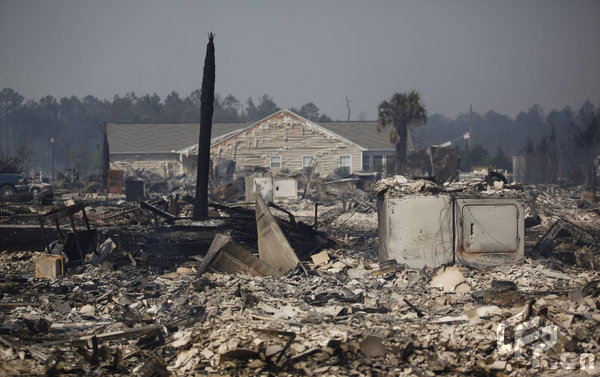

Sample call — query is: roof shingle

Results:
[106,122,249,153]
[106,117,394,153]
[316,121,393,150]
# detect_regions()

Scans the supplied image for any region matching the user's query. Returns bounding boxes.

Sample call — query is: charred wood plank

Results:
[140,201,177,223]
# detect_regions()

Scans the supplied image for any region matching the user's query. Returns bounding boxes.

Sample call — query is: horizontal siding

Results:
[212,112,362,176]
[109,112,368,178]
[110,154,183,178]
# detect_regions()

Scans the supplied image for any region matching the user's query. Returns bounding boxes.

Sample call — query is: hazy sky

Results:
[1,0,599,120]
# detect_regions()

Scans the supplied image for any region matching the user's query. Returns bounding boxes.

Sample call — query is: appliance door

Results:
[460,202,520,253]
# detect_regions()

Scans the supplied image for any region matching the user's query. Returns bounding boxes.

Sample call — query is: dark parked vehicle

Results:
[0,173,28,201]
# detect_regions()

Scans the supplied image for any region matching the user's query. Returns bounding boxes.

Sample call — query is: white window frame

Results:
[302,156,314,169]
[270,156,281,169]
[339,155,352,174]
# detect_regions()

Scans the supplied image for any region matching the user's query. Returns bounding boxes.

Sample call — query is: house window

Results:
[302,156,314,169]
[339,155,351,175]
[362,155,370,171]
[373,155,383,166]
[270,156,281,168]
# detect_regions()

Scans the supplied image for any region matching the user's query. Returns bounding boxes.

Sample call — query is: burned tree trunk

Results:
[193,33,216,220]
[393,122,408,174]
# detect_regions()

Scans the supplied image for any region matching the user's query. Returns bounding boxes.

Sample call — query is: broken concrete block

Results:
[466,305,503,321]
[482,279,524,307]
[347,267,369,280]
[170,347,198,372]
[487,360,506,370]
[35,254,64,278]
[314,305,344,317]
[171,330,192,348]
[359,335,386,358]
[430,266,468,292]
[176,267,195,275]
[79,304,95,317]
[551,312,574,328]
[433,315,469,323]
[201,348,214,360]
[311,250,330,266]
[247,359,266,368]
[265,344,285,358]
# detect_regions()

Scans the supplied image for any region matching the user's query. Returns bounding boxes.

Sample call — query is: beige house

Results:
[107,109,397,178]
[106,122,248,177]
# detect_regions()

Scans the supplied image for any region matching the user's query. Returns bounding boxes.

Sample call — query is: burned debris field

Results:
[1,173,600,376]
[2,3,600,375]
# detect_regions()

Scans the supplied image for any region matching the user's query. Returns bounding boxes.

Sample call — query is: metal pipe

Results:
[451,195,456,265]
[50,137,55,181]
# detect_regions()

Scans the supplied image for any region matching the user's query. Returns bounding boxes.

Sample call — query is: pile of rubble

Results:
[1,176,600,375]
[1,246,599,375]
[371,173,523,199]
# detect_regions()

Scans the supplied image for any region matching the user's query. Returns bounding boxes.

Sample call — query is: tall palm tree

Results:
[378,91,427,174]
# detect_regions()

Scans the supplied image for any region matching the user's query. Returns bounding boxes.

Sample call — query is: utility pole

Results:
[345,96,352,122]
[193,33,215,220]
[467,104,472,150]
[101,126,109,191]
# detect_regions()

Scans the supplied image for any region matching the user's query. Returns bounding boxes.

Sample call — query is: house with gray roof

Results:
[106,109,397,177]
